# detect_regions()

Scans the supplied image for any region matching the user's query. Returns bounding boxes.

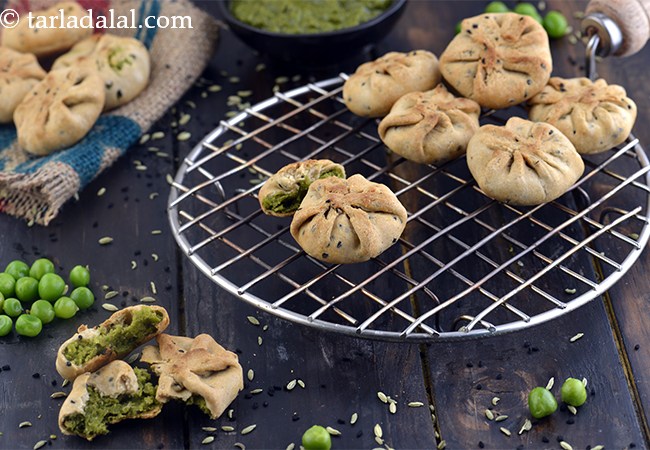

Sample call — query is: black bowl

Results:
[219,0,407,65]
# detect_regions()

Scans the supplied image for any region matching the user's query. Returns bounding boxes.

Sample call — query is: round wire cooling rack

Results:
[168,75,650,342]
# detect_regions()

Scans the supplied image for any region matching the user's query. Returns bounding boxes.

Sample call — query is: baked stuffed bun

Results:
[528,77,637,154]
[466,117,584,206]
[259,159,345,217]
[378,84,481,165]
[52,34,151,111]
[14,66,105,155]
[343,50,441,118]
[290,174,407,264]
[0,47,46,123]
[58,360,161,441]
[439,13,552,109]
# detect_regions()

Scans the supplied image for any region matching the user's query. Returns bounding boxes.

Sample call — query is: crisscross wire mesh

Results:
[168,76,650,341]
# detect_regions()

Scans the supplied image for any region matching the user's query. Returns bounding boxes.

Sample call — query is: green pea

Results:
[70,287,95,310]
[302,425,332,450]
[29,258,55,281]
[485,1,509,13]
[0,292,4,312]
[3,298,23,318]
[15,314,42,337]
[0,273,16,298]
[5,260,29,280]
[543,10,568,39]
[455,20,462,35]
[15,277,39,303]
[54,297,78,319]
[30,300,55,324]
[528,386,557,418]
[38,273,66,302]
[0,315,12,336]
[69,265,90,288]
[561,377,587,407]
[513,3,543,23]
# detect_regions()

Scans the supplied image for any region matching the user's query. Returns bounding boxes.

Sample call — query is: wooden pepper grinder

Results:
[582,0,650,57]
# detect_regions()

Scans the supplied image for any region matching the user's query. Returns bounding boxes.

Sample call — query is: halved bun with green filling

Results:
[56,305,170,381]
[58,360,162,441]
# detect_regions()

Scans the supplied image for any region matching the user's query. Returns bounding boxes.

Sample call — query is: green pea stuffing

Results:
[302,425,332,450]
[528,386,557,418]
[561,377,587,407]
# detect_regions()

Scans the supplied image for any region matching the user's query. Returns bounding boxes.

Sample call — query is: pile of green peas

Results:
[528,377,588,419]
[0,259,95,338]
[457,2,569,40]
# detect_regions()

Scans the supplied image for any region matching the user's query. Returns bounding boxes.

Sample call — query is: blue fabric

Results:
[0,116,141,187]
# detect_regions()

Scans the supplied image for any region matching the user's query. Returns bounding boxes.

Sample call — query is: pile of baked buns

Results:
[342,12,637,207]
[55,305,243,440]
[1,1,151,155]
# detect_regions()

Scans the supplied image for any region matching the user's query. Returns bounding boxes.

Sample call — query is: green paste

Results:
[63,368,159,439]
[262,167,345,214]
[186,395,211,416]
[230,0,393,34]
[64,307,164,366]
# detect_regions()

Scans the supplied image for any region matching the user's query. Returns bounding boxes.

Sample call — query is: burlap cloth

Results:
[0,0,218,225]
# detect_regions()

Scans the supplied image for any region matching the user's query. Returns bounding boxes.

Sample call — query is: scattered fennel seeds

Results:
[247,316,260,326]
[582,377,588,387]
[560,441,573,450]
[50,392,67,399]
[546,377,555,390]
[49,435,57,440]
[149,192,159,200]
[140,297,156,303]
[377,391,388,403]
[33,440,47,450]
[257,336,263,346]
[61,379,70,387]
[97,187,106,196]
[518,419,532,435]
[150,281,157,294]
[499,427,511,437]
[374,424,383,438]
[255,63,266,72]
[179,113,191,126]
[491,397,500,406]
[240,424,256,435]
[250,389,263,395]
[152,253,159,262]
[326,427,341,436]
[565,288,577,294]
[591,446,604,450]
[131,260,137,270]
[484,409,494,420]
[185,100,196,109]
[126,353,140,364]
[568,405,578,415]
[437,440,446,450]
[570,333,584,342]
[350,413,358,425]
[275,76,289,84]
[247,369,254,381]
[98,237,114,245]
[202,427,217,432]
[151,230,162,235]
[102,303,119,312]
[166,174,174,185]
[135,165,147,171]
[202,436,214,445]
[389,402,397,414]
[286,379,297,391]
[151,131,165,140]
[19,421,32,428]
[208,85,222,92]
[177,131,191,141]
[375,437,384,446]
[408,401,424,407]
[495,415,508,422]
[297,379,305,389]
[229,76,240,83]
[234,444,246,450]
[139,134,150,144]
[286,444,295,450]
[221,425,235,432]
[105,290,119,300]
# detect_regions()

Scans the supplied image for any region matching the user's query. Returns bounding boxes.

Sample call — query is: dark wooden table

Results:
[2,1,650,449]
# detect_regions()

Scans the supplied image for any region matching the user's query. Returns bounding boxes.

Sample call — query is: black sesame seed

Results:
[322,253,329,259]
[66,362,71,367]
[496,374,503,380]
[157,444,164,449]
[476,384,482,390]
[51,380,57,387]
[32,373,40,379]
[466,362,474,368]
[630,443,636,448]
[356,431,363,438]
[542,437,549,443]
[2,365,10,371]
[566,418,575,424]
[337,419,345,424]
[557,435,564,442]
[634,344,640,350]
[478,442,484,449]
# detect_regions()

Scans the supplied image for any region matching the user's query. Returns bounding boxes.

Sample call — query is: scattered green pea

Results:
[54,297,78,319]
[543,10,568,39]
[30,300,55,325]
[485,1,509,13]
[15,314,42,337]
[5,260,29,280]
[69,265,90,288]
[3,298,23,318]
[0,315,12,336]
[528,386,557,418]
[29,258,55,281]
[70,287,95,310]
[38,273,66,302]
[15,277,39,303]
[513,3,543,23]
[302,425,332,450]
[561,378,587,407]
[0,292,4,312]
[0,273,16,298]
